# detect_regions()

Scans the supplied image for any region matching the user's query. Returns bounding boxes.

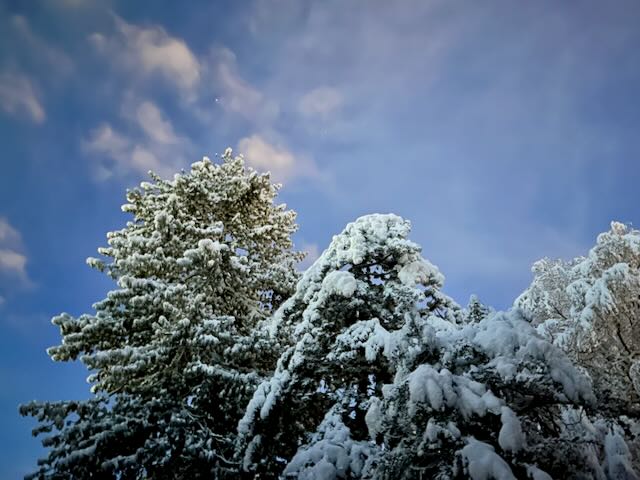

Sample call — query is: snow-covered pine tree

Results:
[463,294,491,324]
[235,214,632,479]
[368,309,634,479]
[517,221,640,471]
[516,222,640,413]
[20,149,303,479]
[234,214,460,478]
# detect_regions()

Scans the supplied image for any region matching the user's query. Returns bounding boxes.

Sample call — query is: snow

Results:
[604,428,638,480]
[467,311,594,404]
[526,465,553,480]
[322,270,357,297]
[406,364,504,419]
[283,410,376,479]
[498,406,525,453]
[460,438,516,480]
[631,360,640,395]
[364,397,383,440]
[331,214,412,266]
[328,319,391,363]
[407,365,450,411]
[237,214,637,478]
[259,369,291,420]
[398,259,444,287]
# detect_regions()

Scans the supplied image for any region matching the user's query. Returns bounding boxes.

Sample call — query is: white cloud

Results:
[0,249,28,278]
[0,73,45,123]
[83,124,129,163]
[298,87,343,118]
[237,134,321,184]
[135,101,180,144]
[84,99,189,180]
[85,18,320,186]
[0,218,31,287]
[91,15,201,97]
[238,134,293,171]
[130,145,164,173]
[238,134,319,183]
[83,122,179,180]
[0,218,20,245]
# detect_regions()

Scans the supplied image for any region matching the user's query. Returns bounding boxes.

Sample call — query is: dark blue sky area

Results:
[1,0,639,477]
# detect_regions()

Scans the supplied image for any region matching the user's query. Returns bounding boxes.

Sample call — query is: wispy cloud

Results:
[298,87,343,119]
[0,72,45,124]
[234,0,638,307]
[0,218,32,288]
[83,96,191,180]
[0,218,21,244]
[90,14,201,99]
[84,14,323,187]
[0,249,28,279]
[12,9,330,186]
[49,0,88,8]
[132,101,181,145]
[237,134,317,183]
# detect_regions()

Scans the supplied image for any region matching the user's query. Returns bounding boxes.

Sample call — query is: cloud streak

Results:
[134,101,181,145]
[232,0,640,306]
[83,98,188,181]
[237,134,318,183]
[90,15,201,99]
[298,87,343,119]
[84,14,320,186]
[0,218,32,288]
[0,73,45,124]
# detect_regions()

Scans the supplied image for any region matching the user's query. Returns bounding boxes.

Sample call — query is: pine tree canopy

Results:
[20,150,302,479]
[20,161,640,480]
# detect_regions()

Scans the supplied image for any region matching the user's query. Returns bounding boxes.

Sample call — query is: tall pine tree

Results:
[234,214,461,477]
[21,150,302,479]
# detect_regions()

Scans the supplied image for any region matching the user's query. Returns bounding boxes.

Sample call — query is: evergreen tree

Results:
[517,222,640,413]
[463,294,491,324]
[367,309,627,480]
[235,214,459,477]
[235,214,622,479]
[20,150,302,479]
[517,221,640,471]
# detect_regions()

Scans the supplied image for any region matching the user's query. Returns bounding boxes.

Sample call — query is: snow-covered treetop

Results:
[236,214,459,474]
[263,214,454,338]
[50,150,303,365]
[234,214,602,479]
[21,149,305,479]
[517,221,640,414]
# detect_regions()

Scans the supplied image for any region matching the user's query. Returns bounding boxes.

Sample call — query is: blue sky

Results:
[1,0,639,476]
